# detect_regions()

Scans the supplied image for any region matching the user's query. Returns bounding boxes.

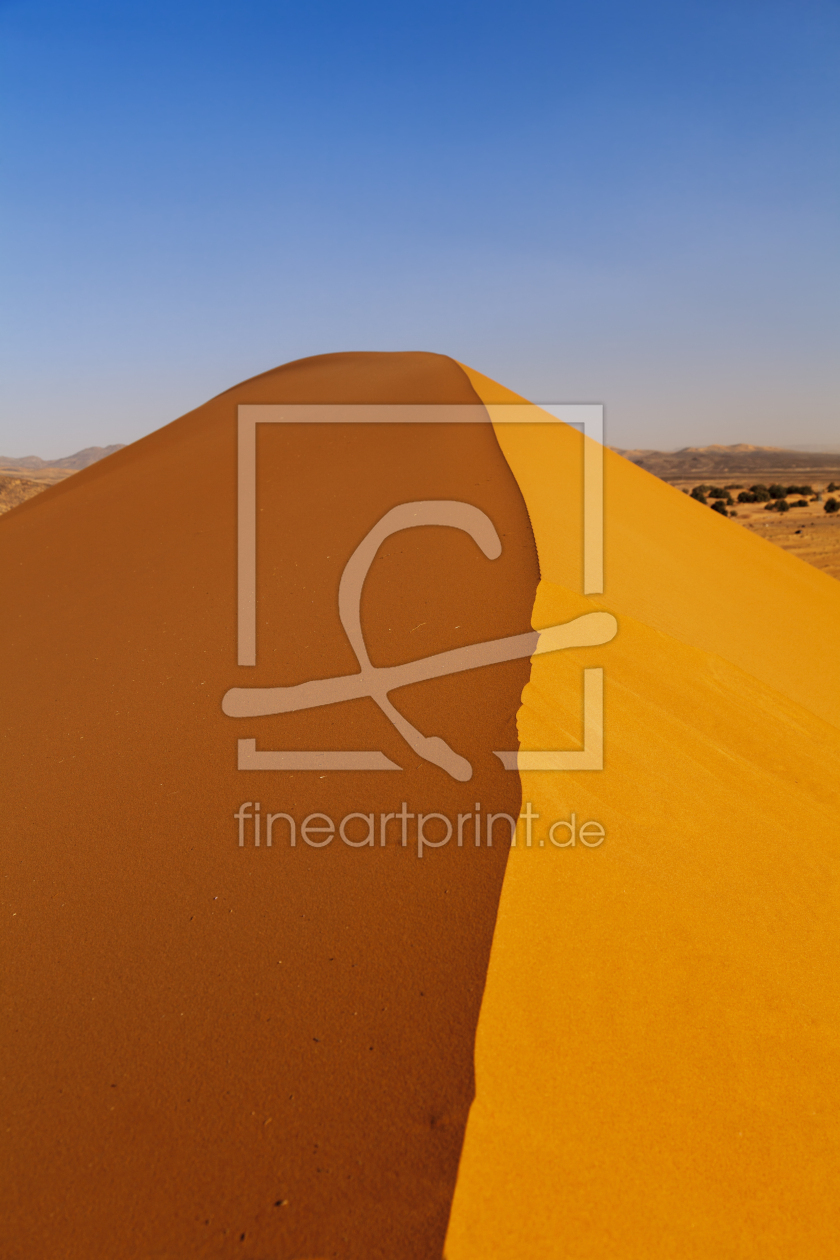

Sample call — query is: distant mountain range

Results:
[0,445,125,473]
[3,439,838,495]
[0,445,127,514]
[611,444,840,480]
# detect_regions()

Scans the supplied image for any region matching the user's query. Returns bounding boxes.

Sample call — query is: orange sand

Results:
[445,366,840,1258]
[0,353,538,1259]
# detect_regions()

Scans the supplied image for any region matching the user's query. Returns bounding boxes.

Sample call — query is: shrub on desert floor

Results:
[691,487,708,503]
[711,500,728,516]
[825,497,839,515]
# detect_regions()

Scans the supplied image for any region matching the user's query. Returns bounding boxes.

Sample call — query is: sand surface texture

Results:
[445,368,840,1258]
[0,353,539,1259]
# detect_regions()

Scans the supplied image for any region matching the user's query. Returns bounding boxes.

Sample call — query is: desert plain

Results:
[616,444,840,581]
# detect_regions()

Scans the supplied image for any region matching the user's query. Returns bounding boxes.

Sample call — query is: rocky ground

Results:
[0,474,57,515]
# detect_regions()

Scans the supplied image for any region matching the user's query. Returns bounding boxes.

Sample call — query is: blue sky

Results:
[1,0,838,454]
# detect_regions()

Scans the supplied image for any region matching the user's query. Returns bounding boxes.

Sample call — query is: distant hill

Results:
[0,445,125,473]
[613,444,840,480]
[0,445,125,513]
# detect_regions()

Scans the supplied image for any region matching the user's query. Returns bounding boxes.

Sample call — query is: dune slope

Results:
[445,366,840,1258]
[0,352,539,1260]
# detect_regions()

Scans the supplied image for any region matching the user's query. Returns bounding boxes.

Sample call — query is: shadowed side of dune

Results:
[0,353,539,1260]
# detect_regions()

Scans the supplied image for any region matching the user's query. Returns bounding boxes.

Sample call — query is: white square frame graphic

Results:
[232,403,608,774]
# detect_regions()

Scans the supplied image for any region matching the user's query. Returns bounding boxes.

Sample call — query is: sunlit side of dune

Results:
[445,366,840,1258]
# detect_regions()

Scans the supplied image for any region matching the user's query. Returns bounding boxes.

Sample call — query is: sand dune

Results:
[3,354,838,1258]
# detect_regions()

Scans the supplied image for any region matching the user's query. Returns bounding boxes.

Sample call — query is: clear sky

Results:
[1,0,838,455]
